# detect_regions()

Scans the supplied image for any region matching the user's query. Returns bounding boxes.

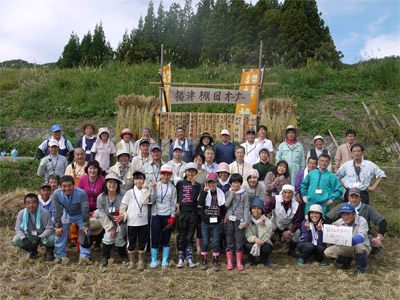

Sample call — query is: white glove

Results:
[250,243,261,257]
[40,157,50,166]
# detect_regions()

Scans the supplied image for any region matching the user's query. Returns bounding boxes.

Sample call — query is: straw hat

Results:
[90,218,103,236]
[80,121,99,134]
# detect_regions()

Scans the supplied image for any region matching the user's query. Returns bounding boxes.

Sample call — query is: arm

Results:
[109,154,114,168]
[198,190,207,209]
[334,146,342,172]
[367,177,385,192]
[301,220,312,242]
[37,160,47,176]
[80,192,90,228]
[264,197,275,215]
[324,204,342,224]
[243,193,250,223]
[300,173,310,201]
[168,141,173,161]
[331,175,344,201]
[36,148,45,160]
[224,191,233,208]
[245,225,257,243]
[52,193,63,228]
[289,206,302,233]
[299,146,306,170]
[39,209,54,239]
[141,188,150,205]
[170,185,177,218]
[15,211,26,240]
[264,172,277,192]
[90,152,96,161]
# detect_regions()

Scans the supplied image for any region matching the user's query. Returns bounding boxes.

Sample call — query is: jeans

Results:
[201,223,221,254]
[151,215,172,248]
[225,220,246,253]
[297,241,326,262]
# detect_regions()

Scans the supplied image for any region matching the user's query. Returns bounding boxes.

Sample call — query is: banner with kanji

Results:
[235,69,260,115]
[161,64,171,112]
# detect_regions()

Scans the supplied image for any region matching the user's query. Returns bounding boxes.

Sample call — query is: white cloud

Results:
[338,31,360,47]
[360,31,400,59]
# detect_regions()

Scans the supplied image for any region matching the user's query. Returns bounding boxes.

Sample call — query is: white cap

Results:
[313,135,324,142]
[48,139,59,147]
[116,149,131,158]
[220,129,230,136]
[173,144,183,151]
[160,164,173,174]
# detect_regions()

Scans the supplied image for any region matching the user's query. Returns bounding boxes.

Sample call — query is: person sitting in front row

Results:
[12,193,55,261]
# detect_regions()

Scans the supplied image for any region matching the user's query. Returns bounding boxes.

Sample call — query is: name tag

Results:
[271,192,276,197]
[315,189,323,194]
[353,182,361,188]
[229,215,237,222]
[137,213,145,217]
[31,230,37,236]
[85,150,91,155]
[109,207,116,214]
[210,217,218,224]
[63,218,69,224]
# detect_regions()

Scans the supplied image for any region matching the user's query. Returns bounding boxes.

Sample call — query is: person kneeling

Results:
[297,204,326,265]
[12,193,55,261]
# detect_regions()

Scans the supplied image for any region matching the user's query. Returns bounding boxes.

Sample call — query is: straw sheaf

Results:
[0,188,33,214]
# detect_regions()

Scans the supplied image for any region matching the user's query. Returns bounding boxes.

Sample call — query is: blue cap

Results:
[250,198,265,214]
[51,124,62,132]
[340,203,355,213]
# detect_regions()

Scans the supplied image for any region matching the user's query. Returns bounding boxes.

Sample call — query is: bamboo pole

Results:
[159,44,164,145]
[328,130,339,149]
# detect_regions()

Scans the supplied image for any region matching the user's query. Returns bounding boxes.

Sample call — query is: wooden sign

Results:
[323,225,353,246]
[169,87,251,104]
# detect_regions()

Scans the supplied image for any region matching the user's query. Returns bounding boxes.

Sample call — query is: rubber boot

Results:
[354,252,368,276]
[176,251,185,268]
[236,252,245,271]
[337,256,352,270]
[137,250,145,271]
[245,254,255,266]
[288,241,299,258]
[44,246,54,261]
[213,254,220,271]
[101,244,112,267]
[226,252,233,270]
[127,251,135,270]
[186,246,197,268]
[150,248,158,269]
[201,253,207,270]
[117,246,129,263]
[196,238,202,256]
[161,247,170,268]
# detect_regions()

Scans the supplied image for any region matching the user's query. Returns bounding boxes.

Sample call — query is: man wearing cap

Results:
[53,175,91,264]
[144,144,165,188]
[325,187,387,254]
[37,139,68,180]
[132,127,156,157]
[76,122,98,161]
[168,127,195,163]
[131,139,153,174]
[215,129,236,165]
[38,182,54,223]
[12,193,55,261]
[64,147,88,187]
[241,129,260,166]
[324,203,371,275]
[301,153,343,215]
[167,144,187,186]
[306,135,332,172]
[36,124,74,163]
[336,143,386,204]
[276,125,305,186]
[109,149,135,191]
[116,128,135,158]
[252,147,275,182]
[334,129,357,172]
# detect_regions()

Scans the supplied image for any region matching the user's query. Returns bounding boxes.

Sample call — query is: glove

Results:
[40,157,50,166]
[30,237,41,250]
[21,238,32,251]
[352,235,364,246]
[167,217,176,227]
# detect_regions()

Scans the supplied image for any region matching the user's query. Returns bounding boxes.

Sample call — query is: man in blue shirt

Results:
[168,127,194,163]
[215,129,236,164]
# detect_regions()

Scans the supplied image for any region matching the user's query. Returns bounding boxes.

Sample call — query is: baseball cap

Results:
[259,147,270,154]
[51,124,62,132]
[173,145,183,151]
[139,139,150,146]
[40,182,51,189]
[247,129,256,135]
[340,203,356,213]
[220,129,230,136]
[151,144,161,152]
[206,173,218,182]
[349,187,361,196]
[184,162,198,172]
[160,165,173,174]
[313,135,324,142]
[48,139,59,147]
[116,149,131,158]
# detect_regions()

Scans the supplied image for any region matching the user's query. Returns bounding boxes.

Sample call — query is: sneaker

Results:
[187,259,197,268]
[297,258,305,265]
[319,260,327,266]
[176,258,184,268]
[264,259,273,267]
[354,269,365,276]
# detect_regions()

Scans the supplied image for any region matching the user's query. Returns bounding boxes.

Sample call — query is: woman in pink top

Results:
[90,127,116,174]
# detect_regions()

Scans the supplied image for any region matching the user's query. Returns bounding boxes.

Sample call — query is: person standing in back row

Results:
[215,129,236,165]
[76,122,98,161]
[335,129,356,172]
[168,127,194,163]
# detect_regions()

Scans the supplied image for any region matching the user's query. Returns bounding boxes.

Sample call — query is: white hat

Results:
[105,172,124,184]
[116,149,131,159]
[184,162,198,172]
[313,135,324,142]
[173,144,183,151]
[220,129,230,136]
[48,139,59,147]
[160,164,173,174]
[282,184,295,193]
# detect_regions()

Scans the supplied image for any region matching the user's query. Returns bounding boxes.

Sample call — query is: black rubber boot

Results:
[288,241,299,258]
[101,244,112,267]
[337,256,352,270]
[245,254,255,266]
[213,255,220,271]
[201,254,207,270]
[44,247,54,261]
[118,246,129,263]
[354,252,368,275]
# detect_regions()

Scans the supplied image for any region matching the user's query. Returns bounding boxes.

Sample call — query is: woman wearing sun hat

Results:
[116,128,135,158]
[76,121,98,161]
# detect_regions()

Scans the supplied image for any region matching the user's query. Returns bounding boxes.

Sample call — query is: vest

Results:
[310,149,328,159]
[272,196,299,231]
[44,139,70,157]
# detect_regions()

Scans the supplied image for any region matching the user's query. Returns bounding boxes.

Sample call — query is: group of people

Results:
[13,122,388,276]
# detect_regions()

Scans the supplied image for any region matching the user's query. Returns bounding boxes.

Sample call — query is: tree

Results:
[80,31,92,65]
[154,1,165,44]
[57,32,81,68]
[92,22,112,66]
[143,0,155,42]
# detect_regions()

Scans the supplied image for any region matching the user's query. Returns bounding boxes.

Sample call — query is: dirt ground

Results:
[0,227,399,300]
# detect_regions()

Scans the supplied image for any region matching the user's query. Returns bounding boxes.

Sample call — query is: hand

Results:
[372,237,382,248]
[55,227,65,237]
[82,226,89,233]
[255,238,264,246]
[282,230,292,241]
[316,219,323,231]
[367,185,376,192]
[109,228,117,239]
[167,217,176,227]
[304,220,310,231]
[30,237,41,250]
[230,187,237,194]
[204,184,209,192]
[191,176,197,185]
[272,177,280,185]
[332,222,340,227]
[259,219,265,227]
[21,238,32,251]
[241,221,248,228]
[296,194,303,204]
[176,203,180,215]
[40,157,49,166]
[151,179,157,190]
[114,214,124,223]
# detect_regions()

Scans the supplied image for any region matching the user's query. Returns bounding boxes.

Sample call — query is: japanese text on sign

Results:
[323,224,353,247]
[169,87,251,104]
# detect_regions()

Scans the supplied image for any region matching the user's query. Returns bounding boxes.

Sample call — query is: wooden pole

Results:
[328,130,339,149]
[256,40,263,114]
[159,44,164,145]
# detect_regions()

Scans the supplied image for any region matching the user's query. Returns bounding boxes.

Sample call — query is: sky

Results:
[0,0,399,65]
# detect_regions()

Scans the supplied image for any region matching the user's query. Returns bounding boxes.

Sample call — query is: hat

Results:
[40,182,51,189]
[250,198,265,214]
[184,162,198,172]
[199,132,214,145]
[173,144,183,151]
[282,125,300,137]
[120,128,134,139]
[259,147,270,154]
[105,172,124,184]
[307,204,324,217]
[282,184,295,193]
[206,173,218,182]
[116,149,131,159]
[160,165,173,174]
[247,129,256,135]
[79,121,98,134]
[247,169,259,178]
[220,129,230,136]
[313,135,324,142]
[349,187,361,196]
[139,139,150,146]
[48,139,59,147]
[340,203,356,213]
[89,218,103,236]
[132,170,146,179]
[51,124,62,132]
[151,144,161,152]
[98,127,110,137]
[216,162,230,174]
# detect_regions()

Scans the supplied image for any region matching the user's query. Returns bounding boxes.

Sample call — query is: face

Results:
[106,179,118,192]
[39,187,51,201]
[309,212,322,224]
[134,177,145,189]
[351,146,363,160]
[247,176,258,188]
[207,180,217,191]
[123,133,132,142]
[231,181,241,190]
[202,137,210,146]
[221,134,229,142]
[74,149,85,164]
[160,172,172,183]
[61,181,74,196]
[185,169,197,181]
[173,149,183,160]
[88,165,99,177]
[341,211,356,225]
[151,149,161,161]
[49,179,59,191]
[52,130,62,140]
[286,130,296,141]
[314,139,323,150]
[118,154,130,165]
[247,133,255,143]
[100,132,109,140]
[142,129,150,138]
[258,128,267,138]
[193,156,203,168]
[349,194,362,207]
[140,143,150,155]
[24,196,39,213]
[277,163,287,175]
[235,149,245,161]
[307,159,317,171]
[259,150,269,162]
[49,145,59,155]
[318,157,330,170]
[346,133,356,144]
[176,129,185,140]
[251,206,263,219]
[85,126,93,136]
[218,172,229,181]
[282,190,294,203]
[204,149,215,163]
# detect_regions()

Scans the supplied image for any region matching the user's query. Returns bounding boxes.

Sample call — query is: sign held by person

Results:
[169,87,251,104]
[323,225,353,247]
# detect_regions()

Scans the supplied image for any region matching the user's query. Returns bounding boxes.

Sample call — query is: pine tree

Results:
[116,30,132,62]
[143,0,155,42]
[57,32,81,68]
[80,31,92,65]
[258,5,282,66]
[154,1,165,44]
[92,22,112,66]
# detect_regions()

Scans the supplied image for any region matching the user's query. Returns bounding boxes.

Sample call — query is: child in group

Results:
[217,162,231,193]
[176,163,202,268]
[91,127,116,174]
[224,173,250,271]
[167,145,187,186]
[149,165,177,269]
[229,146,253,183]
[253,148,275,182]
[245,198,273,266]
[115,128,135,158]
[119,171,150,271]
[297,204,326,265]
[198,173,226,271]
[242,169,266,203]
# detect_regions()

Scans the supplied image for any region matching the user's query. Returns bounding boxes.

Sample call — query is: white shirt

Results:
[121,186,149,226]
[241,141,259,165]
